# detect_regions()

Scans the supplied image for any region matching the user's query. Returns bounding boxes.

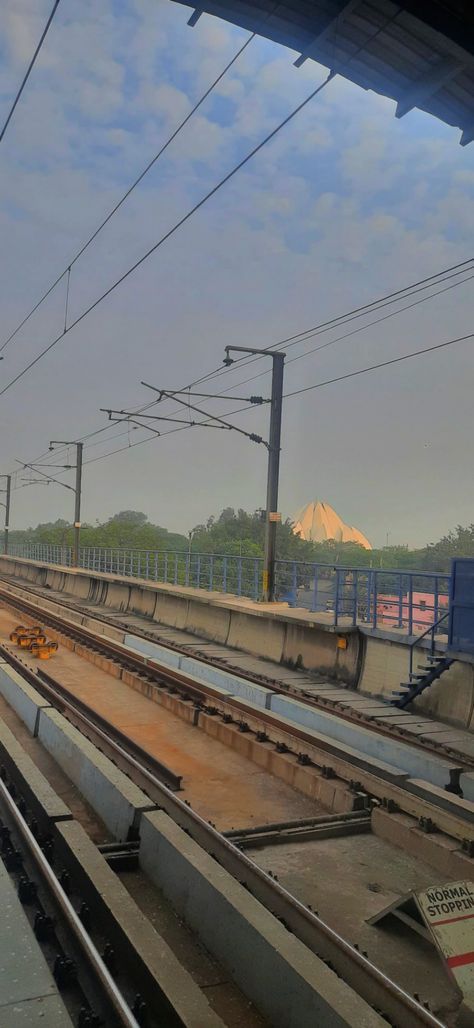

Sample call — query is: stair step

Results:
[409,673,425,681]
[417,665,435,672]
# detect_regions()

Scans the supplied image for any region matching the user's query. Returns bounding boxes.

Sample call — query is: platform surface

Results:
[0,859,72,1026]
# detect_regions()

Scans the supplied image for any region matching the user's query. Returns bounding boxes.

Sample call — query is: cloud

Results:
[0,0,473,546]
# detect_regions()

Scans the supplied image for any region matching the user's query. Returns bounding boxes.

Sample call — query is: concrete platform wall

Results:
[2,555,474,728]
[359,635,474,730]
[0,556,360,683]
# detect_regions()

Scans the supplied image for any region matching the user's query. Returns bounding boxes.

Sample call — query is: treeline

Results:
[9,510,187,553]
[9,506,474,573]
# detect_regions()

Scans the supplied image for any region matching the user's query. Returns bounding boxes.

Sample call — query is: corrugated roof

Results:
[171,0,474,143]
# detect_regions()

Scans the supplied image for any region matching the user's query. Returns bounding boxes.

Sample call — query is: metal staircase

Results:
[392,611,452,709]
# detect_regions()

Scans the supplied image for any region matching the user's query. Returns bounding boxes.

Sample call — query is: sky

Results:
[0,0,473,548]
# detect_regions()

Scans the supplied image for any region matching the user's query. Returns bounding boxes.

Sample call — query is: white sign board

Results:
[417,880,474,1009]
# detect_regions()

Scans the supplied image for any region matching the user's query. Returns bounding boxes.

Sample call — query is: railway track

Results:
[0,574,472,771]
[0,581,466,1025]
[0,774,145,1027]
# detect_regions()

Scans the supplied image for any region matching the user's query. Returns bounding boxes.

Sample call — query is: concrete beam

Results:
[56,820,224,1028]
[396,56,463,118]
[139,809,386,1028]
[0,662,52,736]
[187,8,203,26]
[294,0,359,67]
[460,122,474,146]
[0,719,72,827]
[37,708,156,841]
[269,694,462,790]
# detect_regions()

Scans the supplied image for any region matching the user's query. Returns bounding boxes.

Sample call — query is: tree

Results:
[108,511,148,526]
[422,525,474,573]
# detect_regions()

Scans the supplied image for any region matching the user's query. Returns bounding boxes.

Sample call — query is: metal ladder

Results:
[392,611,452,709]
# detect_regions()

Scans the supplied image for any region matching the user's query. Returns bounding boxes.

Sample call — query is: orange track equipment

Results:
[9,625,27,643]
[29,639,58,660]
[17,631,47,648]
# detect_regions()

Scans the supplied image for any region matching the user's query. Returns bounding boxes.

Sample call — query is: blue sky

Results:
[0,0,473,547]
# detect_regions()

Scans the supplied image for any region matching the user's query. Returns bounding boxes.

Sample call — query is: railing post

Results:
[434,576,439,626]
[365,572,371,624]
[352,571,358,626]
[237,556,242,596]
[209,555,214,591]
[372,572,378,630]
[312,565,318,612]
[223,556,227,593]
[163,553,167,583]
[408,575,414,636]
[196,554,201,589]
[334,569,340,627]
[292,561,297,602]
[398,574,403,629]
[254,560,259,601]
[174,553,178,585]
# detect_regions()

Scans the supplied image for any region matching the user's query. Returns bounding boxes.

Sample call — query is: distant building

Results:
[377,591,448,630]
[292,500,372,550]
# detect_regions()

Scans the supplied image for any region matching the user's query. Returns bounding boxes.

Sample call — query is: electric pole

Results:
[0,475,11,555]
[49,441,83,567]
[223,345,285,603]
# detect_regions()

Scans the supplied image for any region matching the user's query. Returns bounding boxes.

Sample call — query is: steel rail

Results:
[0,776,140,1028]
[0,575,470,767]
[0,649,445,1026]
[1,584,474,841]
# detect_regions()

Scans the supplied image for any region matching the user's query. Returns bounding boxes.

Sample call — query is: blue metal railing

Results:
[4,543,450,635]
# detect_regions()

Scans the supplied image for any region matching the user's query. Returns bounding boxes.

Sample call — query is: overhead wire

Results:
[0,26,257,355]
[2,0,289,359]
[0,0,62,144]
[11,256,474,485]
[181,258,474,397]
[283,331,474,398]
[12,324,473,497]
[86,330,474,463]
[6,1,473,484]
[0,68,335,399]
[201,269,474,397]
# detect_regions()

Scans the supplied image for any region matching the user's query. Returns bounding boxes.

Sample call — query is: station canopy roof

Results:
[172,1,474,144]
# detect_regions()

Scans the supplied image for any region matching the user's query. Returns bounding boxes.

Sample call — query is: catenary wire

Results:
[11,261,474,481]
[0,3,286,355]
[0,69,335,398]
[0,0,62,144]
[183,260,474,395]
[201,270,474,397]
[0,28,257,354]
[87,331,474,461]
[283,331,474,398]
[15,266,473,481]
[12,329,473,492]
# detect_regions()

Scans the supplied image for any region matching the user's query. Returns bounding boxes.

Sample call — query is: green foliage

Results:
[422,524,474,573]
[9,506,474,574]
[10,511,187,552]
[191,508,317,561]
